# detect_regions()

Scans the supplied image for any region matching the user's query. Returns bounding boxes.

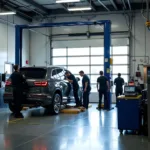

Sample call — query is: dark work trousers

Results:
[73,88,80,106]
[83,91,90,109]
[13,87,23,114]
[99,90,108,109]
[115,88,123,106]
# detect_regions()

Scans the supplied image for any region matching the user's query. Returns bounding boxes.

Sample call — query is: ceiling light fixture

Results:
[68,6,92,11]
[0,11,16,15]
[56,0,80,3]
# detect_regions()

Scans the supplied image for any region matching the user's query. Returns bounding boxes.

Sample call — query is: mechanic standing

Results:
[10,65,26,118]
[79,71,91,109]
[114,73,124,106]
[65,71,80,107]
[97,71,109,110]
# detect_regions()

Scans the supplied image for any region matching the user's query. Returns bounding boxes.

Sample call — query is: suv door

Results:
[56,68,70,99]
[48,68,58,93]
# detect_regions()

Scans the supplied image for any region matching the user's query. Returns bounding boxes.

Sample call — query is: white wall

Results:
[29,28,51,66]
[0,15,29,73]
[130,13,150,76]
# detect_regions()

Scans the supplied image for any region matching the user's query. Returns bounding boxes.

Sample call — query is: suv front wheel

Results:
[46,93,61,115]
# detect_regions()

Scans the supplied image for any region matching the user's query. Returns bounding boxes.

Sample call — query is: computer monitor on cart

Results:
[124,86,137,96]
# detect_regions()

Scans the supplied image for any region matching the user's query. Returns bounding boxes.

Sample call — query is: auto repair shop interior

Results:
[0,0,150,150]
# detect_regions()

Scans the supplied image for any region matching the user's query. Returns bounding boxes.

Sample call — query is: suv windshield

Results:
[20,68,47,79]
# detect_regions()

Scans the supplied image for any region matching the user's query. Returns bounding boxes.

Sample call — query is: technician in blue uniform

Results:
[79,70,91,109]
[10,65,26,118]
[97,71,109,110]
[65,71,80,107]
[114,73,124,106]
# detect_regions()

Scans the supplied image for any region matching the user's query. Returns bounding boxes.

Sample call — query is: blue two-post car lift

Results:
[15,20,112,110]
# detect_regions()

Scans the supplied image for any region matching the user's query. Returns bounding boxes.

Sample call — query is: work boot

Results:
[74,105,80,108]
[96,104,101,110]
[15,113,24,118]
[96,107,101,110]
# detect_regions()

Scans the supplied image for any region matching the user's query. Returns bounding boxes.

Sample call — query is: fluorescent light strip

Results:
[68,7,92,11]
[0,12,16,15]
[56,0,80,3]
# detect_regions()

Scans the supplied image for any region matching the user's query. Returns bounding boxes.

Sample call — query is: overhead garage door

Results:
[51,37,129,93]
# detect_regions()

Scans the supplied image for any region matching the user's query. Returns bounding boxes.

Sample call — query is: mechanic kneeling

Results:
[65,71,81,107]
[10,65,26,118]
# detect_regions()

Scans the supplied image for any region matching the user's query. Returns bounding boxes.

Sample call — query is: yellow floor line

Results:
[7,118,24,124]
[22,107,29,110]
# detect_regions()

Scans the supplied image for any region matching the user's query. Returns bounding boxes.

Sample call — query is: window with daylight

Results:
[68,57,89,65]
[112,46,128,55]
[52,45,129,93]
[68,48,89,56]
[112,56,128,64]
[52,48,66,56]
[91,47,104,55]
[68,66,90,74]
[52,57,67,66]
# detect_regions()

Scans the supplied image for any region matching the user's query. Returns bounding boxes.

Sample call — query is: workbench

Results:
[117,95,142,134]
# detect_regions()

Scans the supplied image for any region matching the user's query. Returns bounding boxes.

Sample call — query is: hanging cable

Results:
[133,18,136,74]
[144,25,147,63]
[146,0,149,21]
[141,0,147,20]
[7,15,8,62]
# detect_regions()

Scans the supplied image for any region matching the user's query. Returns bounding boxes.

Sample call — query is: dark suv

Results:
[3,66,80,114]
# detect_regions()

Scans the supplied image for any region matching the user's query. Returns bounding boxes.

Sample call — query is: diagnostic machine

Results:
[124,86,137,97]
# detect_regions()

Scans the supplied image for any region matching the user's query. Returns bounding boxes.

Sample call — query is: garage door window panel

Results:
[112,56,128,64]
[68,48,89,56]
[91,84,97,92]
[91,57,104,65]
[112,65,128,74]
[68,66,90,74]
[53,48,67,56]
[112,46,128,55]
[91,66,104,74]
[91,75,100,84]
[68,57,89,65]
[52,57,67,65]
[91,47,104,55]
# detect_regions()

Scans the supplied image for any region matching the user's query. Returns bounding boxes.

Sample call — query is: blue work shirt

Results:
[82,74,91,91]
[67,74,79,90]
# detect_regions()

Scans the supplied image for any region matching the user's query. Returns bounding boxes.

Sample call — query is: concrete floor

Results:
[0,104,149,150]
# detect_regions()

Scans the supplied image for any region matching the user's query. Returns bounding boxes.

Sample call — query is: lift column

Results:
[15,25,23,67]
[104,21,111,110]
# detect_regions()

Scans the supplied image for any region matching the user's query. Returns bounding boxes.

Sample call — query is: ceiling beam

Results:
[109,0,118,10]
[5,6,32,22]
[23,0,49,14]
[87,0,96,11]
[127,0,131,10]
[121,0,127,9]
[6,0,44,17]
[97,0,110,11]
[2,1,32,21]
[61,3,68,11]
